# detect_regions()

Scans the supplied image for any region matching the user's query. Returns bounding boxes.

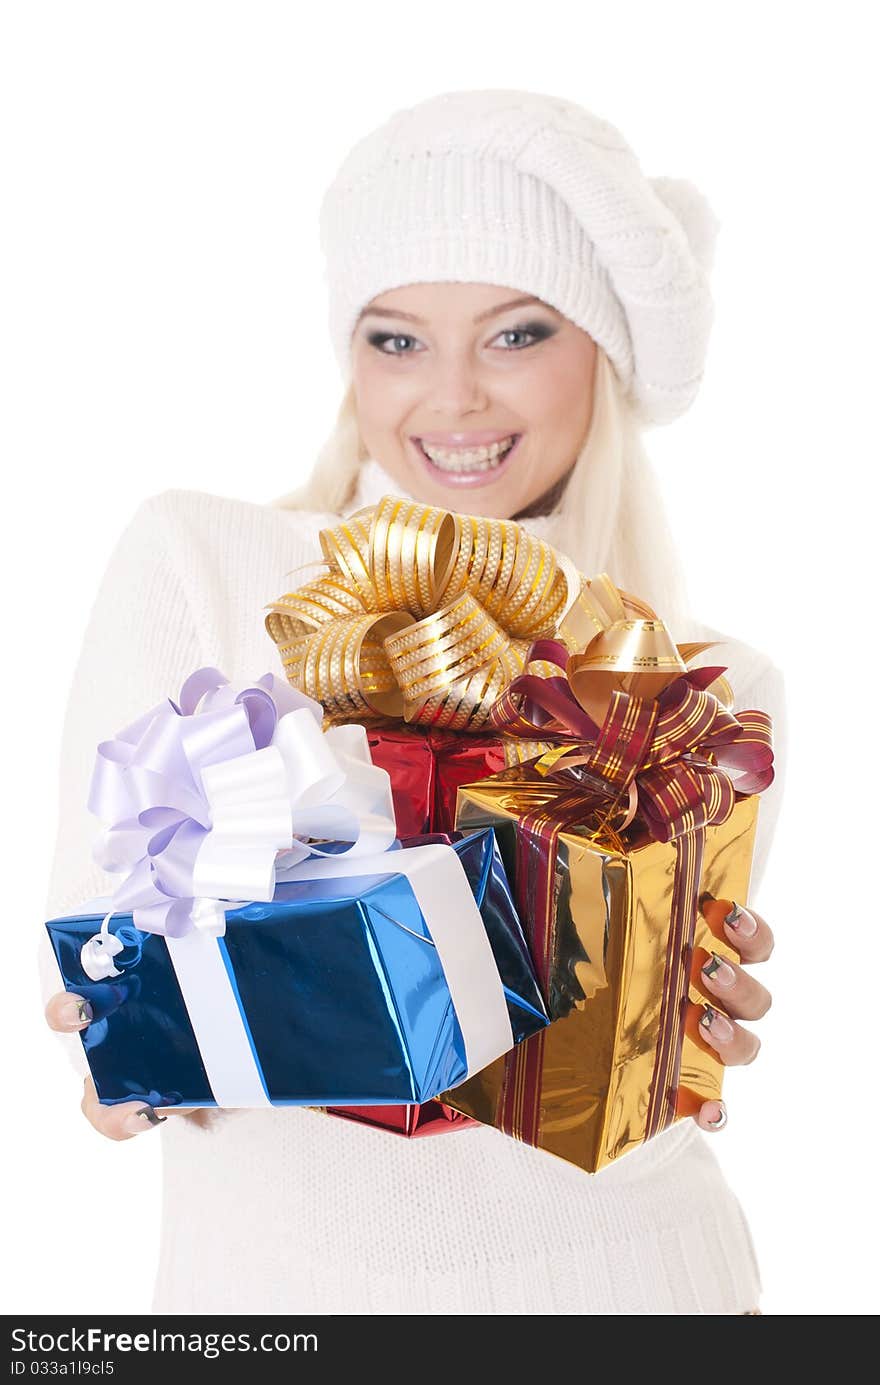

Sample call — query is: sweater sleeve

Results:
[680,616,787,907]
[39,494,202,1083]
[728,654,788,903]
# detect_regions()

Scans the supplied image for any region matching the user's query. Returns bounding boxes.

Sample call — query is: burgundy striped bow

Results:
[488,635,774,844]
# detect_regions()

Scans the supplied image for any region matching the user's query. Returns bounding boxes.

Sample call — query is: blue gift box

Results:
[45,828,548,1109]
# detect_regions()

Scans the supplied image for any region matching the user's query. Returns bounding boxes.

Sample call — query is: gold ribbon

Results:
[550,569,732,712]
[265,496,575,730]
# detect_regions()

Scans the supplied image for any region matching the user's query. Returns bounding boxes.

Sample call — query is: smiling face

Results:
[349,282,598,519]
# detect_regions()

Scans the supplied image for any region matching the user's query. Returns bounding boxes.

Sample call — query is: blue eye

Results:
[493,322,555,350]
[367,332,422,355]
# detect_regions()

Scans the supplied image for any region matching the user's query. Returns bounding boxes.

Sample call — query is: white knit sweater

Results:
[39,460,786,1315]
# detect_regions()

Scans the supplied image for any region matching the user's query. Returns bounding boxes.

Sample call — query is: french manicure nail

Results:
[706,1100,728,1130]
[702,951,736,988]
[61,996,93,1029]
[724,901,757,938]
[700,1003,735,1044]
[122,1105,167,1135]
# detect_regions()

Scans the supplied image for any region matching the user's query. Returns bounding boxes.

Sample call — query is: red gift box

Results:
[366,727,507,835]
[325,1100,477,1139]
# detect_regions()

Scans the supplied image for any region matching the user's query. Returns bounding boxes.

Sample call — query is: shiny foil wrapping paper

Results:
[365,727,508,836]
[441,769,759,1172]
[322,731,508,1133]
[320,819,543,1135]
[324,1100,477,1138]
[46,829,548,1110]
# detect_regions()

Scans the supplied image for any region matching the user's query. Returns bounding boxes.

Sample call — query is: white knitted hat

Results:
[319,89,721,427]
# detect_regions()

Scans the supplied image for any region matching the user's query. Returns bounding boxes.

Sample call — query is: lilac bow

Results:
[88,667,396,938]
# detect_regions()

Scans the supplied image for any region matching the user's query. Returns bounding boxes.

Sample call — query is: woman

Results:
[41,89,784,1315]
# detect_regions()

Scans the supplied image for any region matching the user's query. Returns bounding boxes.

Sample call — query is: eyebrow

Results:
[356,295,547,326]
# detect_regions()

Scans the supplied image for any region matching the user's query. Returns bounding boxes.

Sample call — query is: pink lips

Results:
[410,433,522,488]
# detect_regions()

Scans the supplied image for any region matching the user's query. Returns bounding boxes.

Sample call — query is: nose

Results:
[426,353,489,417]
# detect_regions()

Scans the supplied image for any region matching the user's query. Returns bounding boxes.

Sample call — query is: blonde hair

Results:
[273,347,695,632]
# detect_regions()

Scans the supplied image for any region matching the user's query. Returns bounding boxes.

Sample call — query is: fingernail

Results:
[702,951,736,988]
[61,996,93,1029]
[724,901,757,938]
[700,1003,735,1045]
[122,1105,167,1135]
[706,1100,728,1130]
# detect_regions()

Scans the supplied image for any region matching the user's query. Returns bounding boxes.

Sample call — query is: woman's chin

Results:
[410,471,520,517]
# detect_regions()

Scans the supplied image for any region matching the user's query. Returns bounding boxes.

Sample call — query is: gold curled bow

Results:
[265,495,578,731]
[532,568,734,730]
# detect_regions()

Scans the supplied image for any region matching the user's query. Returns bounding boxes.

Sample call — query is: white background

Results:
[3,0,877,1317]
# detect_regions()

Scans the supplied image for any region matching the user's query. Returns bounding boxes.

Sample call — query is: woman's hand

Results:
[44,991,196,1139]
[689,900,774,1133]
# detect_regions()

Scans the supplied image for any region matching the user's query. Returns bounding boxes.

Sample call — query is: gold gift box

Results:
[441,766,759,1173]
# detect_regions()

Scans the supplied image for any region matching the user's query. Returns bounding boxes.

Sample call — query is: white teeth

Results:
[419,436,517,472]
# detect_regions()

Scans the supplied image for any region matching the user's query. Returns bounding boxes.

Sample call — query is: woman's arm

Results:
[729,654,787,899]
[685,621,787,899]
[39,493,202,1091]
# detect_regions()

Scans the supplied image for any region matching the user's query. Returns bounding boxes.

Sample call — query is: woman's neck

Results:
[349,456,573,522]
[512,470,572,520]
